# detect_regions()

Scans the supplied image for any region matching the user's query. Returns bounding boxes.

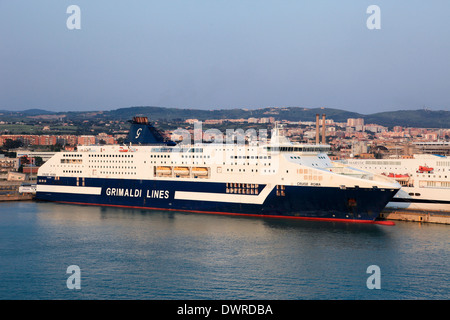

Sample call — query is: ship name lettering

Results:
[146,189,169,199]
[105,187,142,198]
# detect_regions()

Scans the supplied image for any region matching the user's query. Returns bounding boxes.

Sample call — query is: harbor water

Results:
[0,201,448,300]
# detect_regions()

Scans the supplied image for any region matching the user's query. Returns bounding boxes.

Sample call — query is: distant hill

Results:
[91,106,367,123]
[0,106,449,128]
[364,109,450,128]
[0,109,55,116]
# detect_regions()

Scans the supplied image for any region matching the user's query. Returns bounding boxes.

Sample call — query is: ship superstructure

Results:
[36,117,400,224]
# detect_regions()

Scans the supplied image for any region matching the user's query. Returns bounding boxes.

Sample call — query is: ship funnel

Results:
[125,117,176,146]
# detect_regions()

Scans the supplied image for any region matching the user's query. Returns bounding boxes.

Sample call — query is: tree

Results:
[3,139,23,150]
[50,143,63,152]
[34,156,44,166]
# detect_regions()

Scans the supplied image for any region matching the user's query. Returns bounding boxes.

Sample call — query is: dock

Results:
[0,181,35,202]
[379,209,450,225]
[0,194,34,201]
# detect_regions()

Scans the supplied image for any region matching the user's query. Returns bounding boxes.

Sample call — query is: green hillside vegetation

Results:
[1,107,449,128]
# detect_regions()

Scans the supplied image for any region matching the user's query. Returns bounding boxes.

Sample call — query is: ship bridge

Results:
[266,122,331,154]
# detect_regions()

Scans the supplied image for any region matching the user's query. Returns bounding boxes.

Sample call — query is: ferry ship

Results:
[35,117,400,224]
[345,155,450,213]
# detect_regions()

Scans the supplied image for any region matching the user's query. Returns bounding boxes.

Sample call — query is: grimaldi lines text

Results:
[35,117,400,224]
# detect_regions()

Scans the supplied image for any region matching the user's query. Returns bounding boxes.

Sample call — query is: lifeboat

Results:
[174,167,189,175]
[417,166,433,173]
[388,173,409,178]
[192,167,209,176]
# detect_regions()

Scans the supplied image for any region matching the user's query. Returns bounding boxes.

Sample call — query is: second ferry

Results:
[345,154,450,213]
[35,117,400,224]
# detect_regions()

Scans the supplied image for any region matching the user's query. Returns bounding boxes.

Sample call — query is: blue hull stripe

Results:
[36,176,397,224]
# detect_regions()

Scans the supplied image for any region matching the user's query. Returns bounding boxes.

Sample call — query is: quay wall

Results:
[380,209,450,225]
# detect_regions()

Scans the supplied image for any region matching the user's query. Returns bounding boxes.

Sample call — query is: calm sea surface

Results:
[0,201,448,300]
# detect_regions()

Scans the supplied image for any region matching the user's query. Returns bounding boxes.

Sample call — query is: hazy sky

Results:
[1,0,449,114]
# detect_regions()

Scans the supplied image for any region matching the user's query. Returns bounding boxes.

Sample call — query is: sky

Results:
[0,0,449,114]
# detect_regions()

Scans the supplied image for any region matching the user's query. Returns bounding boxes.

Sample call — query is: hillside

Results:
[1,106,449,128]
[363,109,450,128]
